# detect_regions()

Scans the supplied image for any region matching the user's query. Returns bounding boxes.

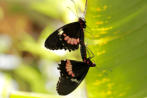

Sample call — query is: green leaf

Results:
[86,0,147,98]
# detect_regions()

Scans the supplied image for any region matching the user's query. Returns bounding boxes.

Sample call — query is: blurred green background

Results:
[0,0,146,98]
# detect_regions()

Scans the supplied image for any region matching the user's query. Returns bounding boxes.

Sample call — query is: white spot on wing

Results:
[71,78,79,83]
[58,29,64,35]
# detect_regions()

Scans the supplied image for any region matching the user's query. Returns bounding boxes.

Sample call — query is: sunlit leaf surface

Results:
[86,0,147,98]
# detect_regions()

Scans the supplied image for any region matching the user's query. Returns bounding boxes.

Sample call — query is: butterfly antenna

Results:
[67,7,78,18]
[70,0,79,17]
[83,0,88,18]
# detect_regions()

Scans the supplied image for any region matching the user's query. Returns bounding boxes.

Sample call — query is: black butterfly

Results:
[45,0,88,52]
[57,58,95,95]
[45,18,86,52]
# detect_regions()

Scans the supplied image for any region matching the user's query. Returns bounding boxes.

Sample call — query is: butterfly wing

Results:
[57,60,89,95]
[45,22,83,51]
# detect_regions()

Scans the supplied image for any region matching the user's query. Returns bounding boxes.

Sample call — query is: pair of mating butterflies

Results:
[45,0,95,95]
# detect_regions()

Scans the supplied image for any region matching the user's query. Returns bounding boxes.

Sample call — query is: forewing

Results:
[45,22,83,51]
[57,60,89,95]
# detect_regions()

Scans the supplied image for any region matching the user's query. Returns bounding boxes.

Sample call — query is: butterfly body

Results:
[45,18,86,51]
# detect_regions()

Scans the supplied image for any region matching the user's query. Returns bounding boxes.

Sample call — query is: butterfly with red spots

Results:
[45,18,86,52]
[57,57,95,95]
[45,0,87,52]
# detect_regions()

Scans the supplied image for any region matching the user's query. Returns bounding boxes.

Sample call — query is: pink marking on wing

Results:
[67,68,72,72]
[71,73,75,77]
[64,36,69,41]
[73,39,77,45]
[70,38,74,45]
[65,60,75,77]
[77,38,80,43]
[66,60,69,66]
[68,71,72,75]
[67,38,71,43]
[63,34,67,36]
[66,65,70,69]
[66,60,71,72]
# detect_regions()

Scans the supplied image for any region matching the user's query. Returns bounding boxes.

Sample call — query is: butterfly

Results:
[57,57,95,95]
[44,0,88,52]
